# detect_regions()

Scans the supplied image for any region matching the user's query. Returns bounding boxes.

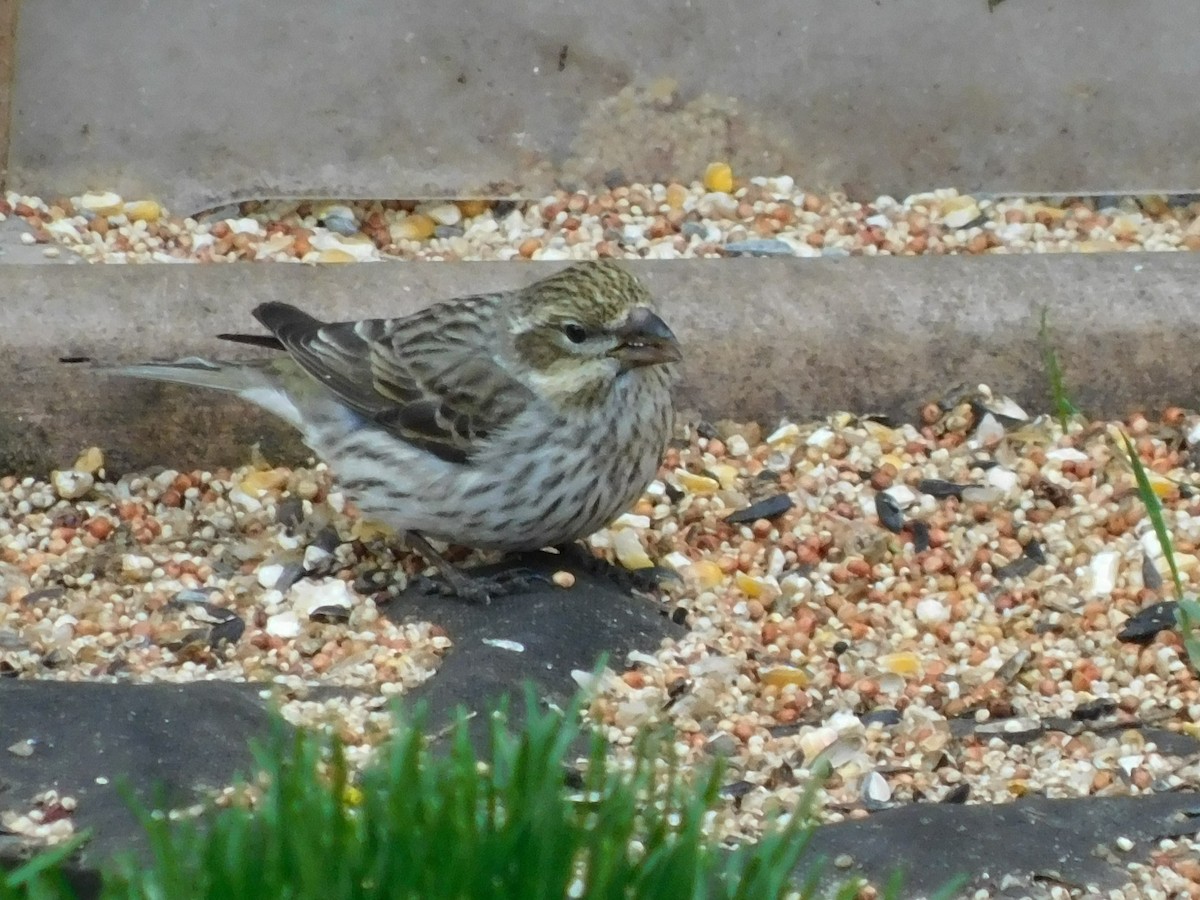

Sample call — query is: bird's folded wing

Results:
[263,302,536,465]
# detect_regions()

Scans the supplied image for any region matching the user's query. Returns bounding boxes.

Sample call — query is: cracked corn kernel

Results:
[674,470,719,494]
[686,559,724,589]
[238,468,290,497]
[761,666,811,688]
[703,162,733,194]
[735,571,768,599]
[73,447,104,474]
[878,651,922,677]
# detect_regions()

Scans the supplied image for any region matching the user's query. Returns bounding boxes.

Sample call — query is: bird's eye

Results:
[562,323,588,344]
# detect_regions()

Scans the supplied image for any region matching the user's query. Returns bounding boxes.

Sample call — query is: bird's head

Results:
[509,262,681,403]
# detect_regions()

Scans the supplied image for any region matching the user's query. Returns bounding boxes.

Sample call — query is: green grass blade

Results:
[1120,430,1183,599]
[0,683,878,900]
[1176,598,1200,670]
[0,831,89,900]
[1120,430,1200,670]
[1039,308,1080,430]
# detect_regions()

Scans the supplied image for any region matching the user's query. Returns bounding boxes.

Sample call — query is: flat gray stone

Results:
[0,681,277,873]
[384,550,683,741]
[802,792,1200,897]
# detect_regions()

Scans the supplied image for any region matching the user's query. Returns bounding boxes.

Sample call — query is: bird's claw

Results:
[414,566,552,604]
[551,543,678,593]
[617,565,679,593]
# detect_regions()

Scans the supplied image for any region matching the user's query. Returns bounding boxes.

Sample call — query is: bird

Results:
[108,261,681,601]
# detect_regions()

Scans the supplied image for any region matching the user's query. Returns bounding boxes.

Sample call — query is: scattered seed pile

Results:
[5,178,1200,265]
[595,396,1200,898]
[3,386,1200,894]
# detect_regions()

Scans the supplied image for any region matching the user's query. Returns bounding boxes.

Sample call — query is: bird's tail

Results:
[102,357,264,394]
[101,357,305,428]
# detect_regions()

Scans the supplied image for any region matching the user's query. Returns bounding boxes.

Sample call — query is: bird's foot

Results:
[413,566,550,604]
[404,531,553,603]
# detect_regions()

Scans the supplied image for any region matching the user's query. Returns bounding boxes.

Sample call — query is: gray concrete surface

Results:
[0,0,15,182]
[2,255,1197,475]
[0,215,83,264]
[9,1,1200,212]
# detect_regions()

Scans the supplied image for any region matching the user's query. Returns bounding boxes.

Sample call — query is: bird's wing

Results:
[253,300,536,464]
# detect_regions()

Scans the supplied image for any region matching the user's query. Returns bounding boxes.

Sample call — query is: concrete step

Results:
[2,254,1194,474]
[7,0,1200,210]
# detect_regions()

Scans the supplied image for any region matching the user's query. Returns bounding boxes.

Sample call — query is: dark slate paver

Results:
[0,680,277,876]
[383,550,684,738]
[803,792,1200,897]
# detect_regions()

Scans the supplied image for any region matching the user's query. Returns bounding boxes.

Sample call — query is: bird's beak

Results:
[609,306,682,369]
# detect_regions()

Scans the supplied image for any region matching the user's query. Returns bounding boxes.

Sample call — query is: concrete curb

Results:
[3,254,1197,474]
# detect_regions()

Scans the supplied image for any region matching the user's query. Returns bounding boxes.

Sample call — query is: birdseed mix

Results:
[3,173,1200,897]
[5,179,1200,265]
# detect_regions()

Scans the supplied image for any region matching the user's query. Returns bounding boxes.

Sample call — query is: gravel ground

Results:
[3,392,1200,895]
[4,173,1200,895]
[4,178,1200,265]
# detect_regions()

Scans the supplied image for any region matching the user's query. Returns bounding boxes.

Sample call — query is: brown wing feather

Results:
[251,300,535,464]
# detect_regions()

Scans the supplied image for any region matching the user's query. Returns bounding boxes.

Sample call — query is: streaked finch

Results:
[109,262,681,601]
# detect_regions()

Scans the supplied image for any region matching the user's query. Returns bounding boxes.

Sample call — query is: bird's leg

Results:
[405,532,549,603]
